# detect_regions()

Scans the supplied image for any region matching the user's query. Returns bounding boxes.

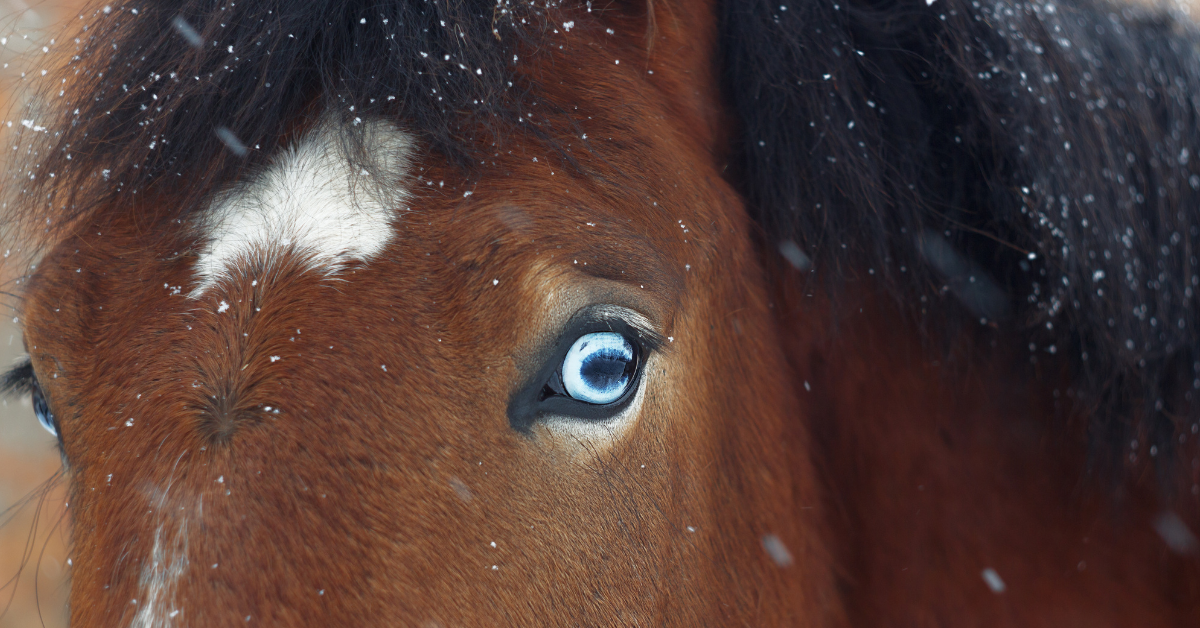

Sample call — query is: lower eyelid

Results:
[533,352,656,456]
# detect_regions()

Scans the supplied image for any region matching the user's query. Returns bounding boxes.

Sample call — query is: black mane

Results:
[724,0,1200,479]
[5,0,542,230]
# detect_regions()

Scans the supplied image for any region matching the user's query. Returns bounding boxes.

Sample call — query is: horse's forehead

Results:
[190,120,414,298]
[60,146,710,309]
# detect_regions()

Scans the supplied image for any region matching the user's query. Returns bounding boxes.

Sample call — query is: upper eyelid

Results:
[580,305,666,350]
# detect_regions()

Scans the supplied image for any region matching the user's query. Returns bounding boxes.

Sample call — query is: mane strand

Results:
[5,0,544,238]
[722,0,1200,481]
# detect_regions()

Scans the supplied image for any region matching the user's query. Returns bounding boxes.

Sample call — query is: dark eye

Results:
[561,332,637,404]
[32,384,58,437]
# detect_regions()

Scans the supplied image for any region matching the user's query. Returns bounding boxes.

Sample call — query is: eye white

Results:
[561,332,635,405]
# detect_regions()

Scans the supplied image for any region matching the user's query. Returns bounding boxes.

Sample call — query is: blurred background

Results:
[1,2,83,627]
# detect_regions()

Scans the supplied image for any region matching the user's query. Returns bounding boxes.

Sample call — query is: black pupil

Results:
[581,348,633,391]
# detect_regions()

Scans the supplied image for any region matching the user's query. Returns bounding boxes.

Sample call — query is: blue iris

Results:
[561,332,636,405]
[33,387,56,437]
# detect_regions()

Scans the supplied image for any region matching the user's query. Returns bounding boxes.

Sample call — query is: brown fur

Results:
[6,0,1199,625]
[20,3,840,624]
[774,265,1200,625]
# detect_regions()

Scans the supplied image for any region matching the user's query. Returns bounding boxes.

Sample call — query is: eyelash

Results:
[0,358,37,397]
[1,358,63,445]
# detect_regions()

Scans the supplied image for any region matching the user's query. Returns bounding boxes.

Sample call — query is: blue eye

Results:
[507,313,660,433]
[561,332,637,405]
[33,386,57,437]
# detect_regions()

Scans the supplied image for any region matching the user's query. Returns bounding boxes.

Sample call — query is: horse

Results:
[2,0,1199,624]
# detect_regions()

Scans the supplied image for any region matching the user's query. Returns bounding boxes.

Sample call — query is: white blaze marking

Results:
[191,120,413,296]
[130,522,189,628]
